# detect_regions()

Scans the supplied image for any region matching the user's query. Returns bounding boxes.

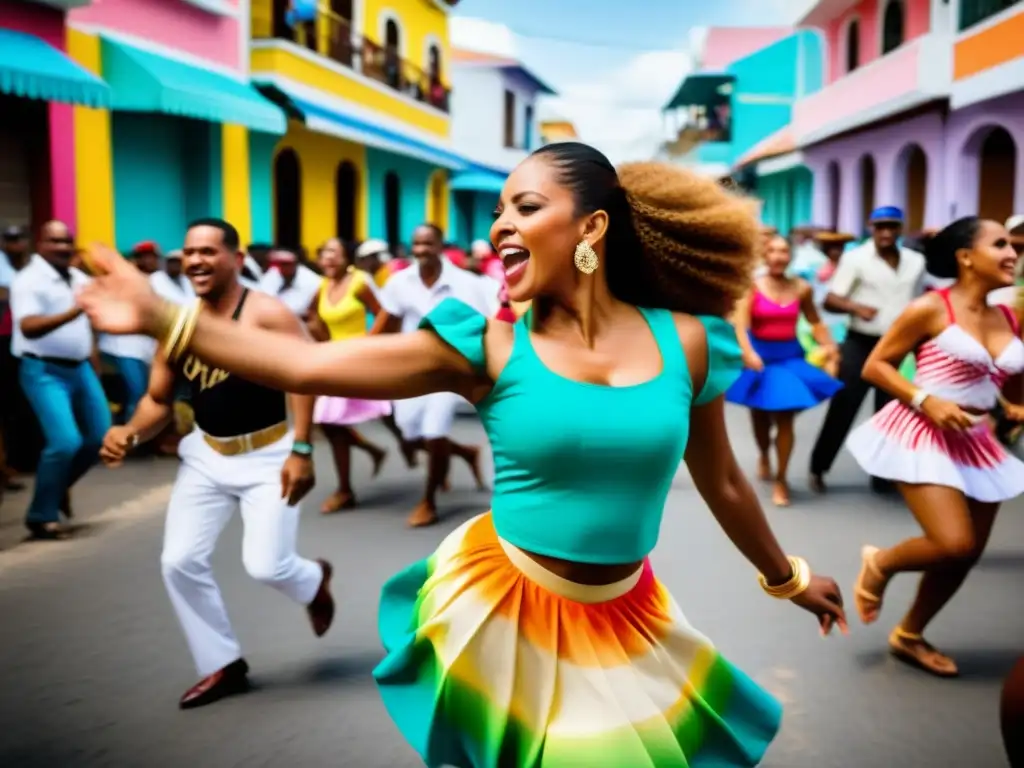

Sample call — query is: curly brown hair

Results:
[531,143,759,317]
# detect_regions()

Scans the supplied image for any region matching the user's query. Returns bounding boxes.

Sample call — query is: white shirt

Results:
[259,264,320,316]
[380,259,495,334]
[243,254,264,281]
[150,270,195,305]
[10,256,94,360]
[828,243,926,336]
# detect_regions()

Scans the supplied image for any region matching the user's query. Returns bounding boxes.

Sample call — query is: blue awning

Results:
[450,169,506,194]
[258,83,467,170]
[101,38,286,135]
[0,29,110,107]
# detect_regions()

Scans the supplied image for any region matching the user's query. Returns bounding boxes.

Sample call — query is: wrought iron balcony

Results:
[261,8,450,113]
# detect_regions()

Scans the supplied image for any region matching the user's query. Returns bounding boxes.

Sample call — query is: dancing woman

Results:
[79,143,846,767]
[307,239,390,513]
[728,235,843,506]
[847,217,1024,677]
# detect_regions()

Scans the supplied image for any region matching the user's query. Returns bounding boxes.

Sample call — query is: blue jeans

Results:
[19,357,111,525]
[102,353,150,423]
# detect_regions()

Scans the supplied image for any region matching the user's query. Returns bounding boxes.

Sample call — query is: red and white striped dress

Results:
[846,288,1024,502]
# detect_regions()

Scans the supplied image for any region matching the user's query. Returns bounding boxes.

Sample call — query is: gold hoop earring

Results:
[574,240,599,274]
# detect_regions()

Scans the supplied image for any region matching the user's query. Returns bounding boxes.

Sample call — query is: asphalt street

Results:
[0,405,1021,768]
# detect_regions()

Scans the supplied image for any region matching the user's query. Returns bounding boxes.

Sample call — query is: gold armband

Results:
[758,556,812,600]
[158,299,202,364]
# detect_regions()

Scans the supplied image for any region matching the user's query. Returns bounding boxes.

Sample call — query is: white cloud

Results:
[544,44,693,165]
[449,17,519,58]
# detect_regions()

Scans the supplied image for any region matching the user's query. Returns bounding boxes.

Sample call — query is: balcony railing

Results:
[261,9,450,113]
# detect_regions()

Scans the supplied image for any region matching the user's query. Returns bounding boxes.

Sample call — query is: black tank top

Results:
[177,290,288,438]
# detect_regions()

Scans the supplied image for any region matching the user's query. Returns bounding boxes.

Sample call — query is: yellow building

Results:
[249,0,466,255]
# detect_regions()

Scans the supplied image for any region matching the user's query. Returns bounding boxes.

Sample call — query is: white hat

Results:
[1006,214,1024,235]
[354,238,391,262]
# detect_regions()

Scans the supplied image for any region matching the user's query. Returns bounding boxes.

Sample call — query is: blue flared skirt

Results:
[726,336,843,412]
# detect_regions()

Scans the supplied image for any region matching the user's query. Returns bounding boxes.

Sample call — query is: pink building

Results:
[65,0,283,251]
[0,0,109,234]
[793,0,1024,235]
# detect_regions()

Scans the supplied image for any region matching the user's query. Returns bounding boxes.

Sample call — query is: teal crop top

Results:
[420,298,743,565]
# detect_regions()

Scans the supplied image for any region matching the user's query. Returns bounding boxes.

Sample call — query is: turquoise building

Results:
[663,30,823,234]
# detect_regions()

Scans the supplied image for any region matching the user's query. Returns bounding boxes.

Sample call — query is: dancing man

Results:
[376,223,492,527]
[808,206,925,493]
[99,218,334,709]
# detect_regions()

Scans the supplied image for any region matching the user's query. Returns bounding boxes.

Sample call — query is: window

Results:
[524,103,534,150]
[960,0,1017,30]
[503,90,515,149]
[881,1,905,55]
[845,18,860,73]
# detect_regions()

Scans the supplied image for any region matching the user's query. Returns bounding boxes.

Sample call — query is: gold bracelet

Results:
[161,305,188,362]
[758,556,812,600]
[169,299,202,364]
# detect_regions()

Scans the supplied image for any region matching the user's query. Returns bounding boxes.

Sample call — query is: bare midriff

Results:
[521,549,645,586]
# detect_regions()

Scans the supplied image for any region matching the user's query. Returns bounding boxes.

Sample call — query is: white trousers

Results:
[160,429,322,677]
[393,392,463,441]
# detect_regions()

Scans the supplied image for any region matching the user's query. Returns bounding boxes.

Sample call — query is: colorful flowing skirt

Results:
[726,336,843,412]
[373,514,782,768]
[846,401,1024,502]
[313,396,391,426]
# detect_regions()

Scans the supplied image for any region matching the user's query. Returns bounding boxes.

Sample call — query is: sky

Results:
[451,0,816,164]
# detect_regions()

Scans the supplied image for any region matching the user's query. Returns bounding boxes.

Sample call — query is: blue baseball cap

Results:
[869,206,904,224]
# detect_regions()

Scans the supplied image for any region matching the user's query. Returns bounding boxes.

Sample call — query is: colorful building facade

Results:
[662,28,823,235]
[65,0,285,251]
[0,0,109,234]
[447,47,554,246]
[249,0,464,253]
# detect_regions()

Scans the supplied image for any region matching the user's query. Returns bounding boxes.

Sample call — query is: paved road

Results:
[0,406,1021,767]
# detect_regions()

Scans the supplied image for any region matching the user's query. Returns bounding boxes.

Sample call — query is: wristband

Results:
[291,440,314,457]
[910,389,929,411]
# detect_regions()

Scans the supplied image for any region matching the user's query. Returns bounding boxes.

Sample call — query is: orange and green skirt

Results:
[373,514,782,767]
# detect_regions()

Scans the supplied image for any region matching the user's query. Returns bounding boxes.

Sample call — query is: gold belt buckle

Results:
[241,433,254,453]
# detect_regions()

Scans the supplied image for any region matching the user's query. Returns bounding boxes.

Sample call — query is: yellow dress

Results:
[312,270,393,424]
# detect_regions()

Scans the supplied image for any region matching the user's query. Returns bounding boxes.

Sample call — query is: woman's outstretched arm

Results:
[76,244,487,401]
[162,309,481,400]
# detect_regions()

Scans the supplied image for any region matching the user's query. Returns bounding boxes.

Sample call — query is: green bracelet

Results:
[291,440,314,457]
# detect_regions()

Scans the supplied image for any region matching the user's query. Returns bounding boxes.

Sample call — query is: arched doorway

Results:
[274,149,301,248]
[881,0,905,55]
[858,154,876,232]
[897,144,928,232]
[329,0,354,64]
[978,127,1017,223]
[826,161,841,230]
[335,160,358,242]
[384,171,401,249]
[845,19,860,73]
[384,19,401,89]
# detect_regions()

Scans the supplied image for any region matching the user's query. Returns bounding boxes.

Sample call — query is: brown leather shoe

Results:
[179,658,250,709]
[307,559,335,638]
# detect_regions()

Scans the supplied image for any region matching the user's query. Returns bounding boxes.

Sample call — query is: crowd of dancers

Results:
[3,139,1024,766]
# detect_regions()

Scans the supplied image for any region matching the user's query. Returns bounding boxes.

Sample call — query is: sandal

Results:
[854,545,885,624]
[888,627,959,677]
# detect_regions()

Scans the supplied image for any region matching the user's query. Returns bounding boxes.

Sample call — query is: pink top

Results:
[912,288,1024,411]
[749,291,800,341]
